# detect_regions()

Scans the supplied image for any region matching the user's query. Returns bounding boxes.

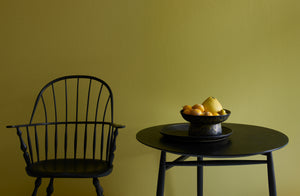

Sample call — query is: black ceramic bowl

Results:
[180,109,231,125]
[180,109,231,136]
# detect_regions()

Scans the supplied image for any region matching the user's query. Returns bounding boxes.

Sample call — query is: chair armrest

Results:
[112,123,126,129]
[6,124,30,129]
[7,123,49,129]
[7,122,125,129]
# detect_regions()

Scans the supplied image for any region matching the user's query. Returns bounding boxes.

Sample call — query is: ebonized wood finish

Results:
[7,75,125,196]
[137,123,288,196]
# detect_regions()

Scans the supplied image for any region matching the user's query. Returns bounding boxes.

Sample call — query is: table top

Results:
[136,123,288,157]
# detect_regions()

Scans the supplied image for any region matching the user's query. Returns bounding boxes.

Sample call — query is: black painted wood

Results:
[137,123,288,196]
[7,75,125,195]
[165,155,189,170]
[16,127,31,166]
[46,178,54,196]
[197,156,203,196]
[137,123,288,157]
[93,178,104,196]
[267,152,277,196]
[156,151,166,196]
[32,177,41,196]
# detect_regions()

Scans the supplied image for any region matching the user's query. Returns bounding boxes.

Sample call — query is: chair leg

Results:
[46,178,54,196]
[32,177,42,196]
[93,178,104,196]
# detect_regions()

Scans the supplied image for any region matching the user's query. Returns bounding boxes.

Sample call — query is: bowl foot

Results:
[189,123,222,136]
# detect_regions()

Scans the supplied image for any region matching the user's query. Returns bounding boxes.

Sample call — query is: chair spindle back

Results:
[15,75,116,166]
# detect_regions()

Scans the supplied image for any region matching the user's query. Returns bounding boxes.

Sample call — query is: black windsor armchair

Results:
[7,75,125,196]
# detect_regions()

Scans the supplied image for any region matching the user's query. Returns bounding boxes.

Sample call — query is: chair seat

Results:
[26,159,113,178]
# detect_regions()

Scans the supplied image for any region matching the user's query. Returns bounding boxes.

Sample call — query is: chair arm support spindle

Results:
[108,127,119,166]
[16,127,31,166]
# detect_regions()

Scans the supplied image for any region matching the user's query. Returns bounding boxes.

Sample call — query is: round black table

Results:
[136,123,288,196]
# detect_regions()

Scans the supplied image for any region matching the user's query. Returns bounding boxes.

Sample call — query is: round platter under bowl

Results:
[180,109,231,136]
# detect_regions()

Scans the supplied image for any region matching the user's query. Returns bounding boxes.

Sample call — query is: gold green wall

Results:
[1,0,299,195]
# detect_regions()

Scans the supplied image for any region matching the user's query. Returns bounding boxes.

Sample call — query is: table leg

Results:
[157,151,166,196]
[197,156,203,196]
[267,152,277,196]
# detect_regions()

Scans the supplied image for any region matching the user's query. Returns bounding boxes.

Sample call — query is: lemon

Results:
[219,109,227,115]
[202,97,223,113]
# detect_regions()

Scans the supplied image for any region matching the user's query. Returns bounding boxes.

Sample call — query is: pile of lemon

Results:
[182,97,227,116]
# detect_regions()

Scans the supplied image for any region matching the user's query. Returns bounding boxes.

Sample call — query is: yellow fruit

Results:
[204,111,213,116]
[202,97,223,113]
[213,112,220,116]
[190,109,203,116]
[192,104,205,112]
[183,109,192,115]
[219,109,227,115]
[182,105,192,111]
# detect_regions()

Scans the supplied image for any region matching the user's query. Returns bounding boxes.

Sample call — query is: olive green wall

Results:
[1,0,299,195]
